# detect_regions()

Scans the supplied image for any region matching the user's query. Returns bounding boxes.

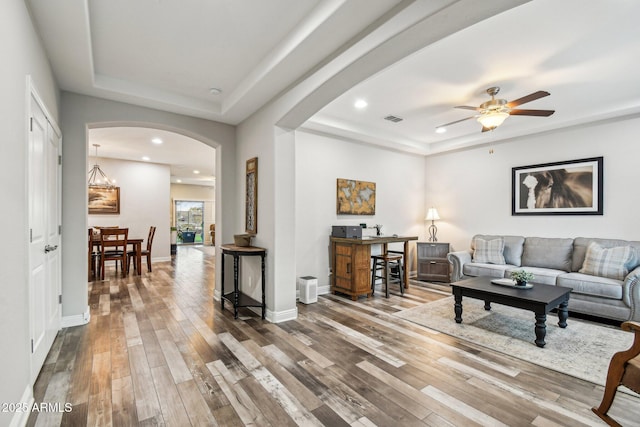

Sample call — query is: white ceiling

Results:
[27,0,640,169]
[309,0,640,155]
[88,127,215,186]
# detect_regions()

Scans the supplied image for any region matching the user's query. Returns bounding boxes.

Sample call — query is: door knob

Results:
[44,244,58,253]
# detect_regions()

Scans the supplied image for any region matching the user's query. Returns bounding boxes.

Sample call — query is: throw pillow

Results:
[579,242,634,280]
[473,237,506,265]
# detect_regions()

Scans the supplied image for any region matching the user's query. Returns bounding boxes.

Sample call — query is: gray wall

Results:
[0,1,60,425]
[60,93,237,318]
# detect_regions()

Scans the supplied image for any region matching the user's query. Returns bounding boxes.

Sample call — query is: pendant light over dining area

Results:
[88,143,115,188]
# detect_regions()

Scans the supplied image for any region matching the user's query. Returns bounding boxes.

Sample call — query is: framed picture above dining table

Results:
[89,186,120,214]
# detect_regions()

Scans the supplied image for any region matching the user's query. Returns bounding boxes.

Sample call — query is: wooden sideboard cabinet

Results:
[417,242,450,282]
[332,241,371,300]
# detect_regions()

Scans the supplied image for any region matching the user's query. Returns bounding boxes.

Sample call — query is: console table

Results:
[330,235,418,300]
[220,244,266,319]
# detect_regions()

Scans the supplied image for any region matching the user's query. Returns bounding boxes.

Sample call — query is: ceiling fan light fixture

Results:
[477,111,509,130]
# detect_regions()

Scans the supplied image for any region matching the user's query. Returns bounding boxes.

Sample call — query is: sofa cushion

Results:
[471,235,524,266]
[557,272,623,300]
[463,262,513,278]
[521,237,573,272]
[472,236,505,264]
[504,266,565,286]
[579,242,634,280]
[572,237,640,272]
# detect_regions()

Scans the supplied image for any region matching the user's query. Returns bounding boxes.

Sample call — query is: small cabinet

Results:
[331,240,372,300]
[417,242,450,282]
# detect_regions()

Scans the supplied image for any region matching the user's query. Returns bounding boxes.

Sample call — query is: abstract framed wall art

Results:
[512,157,603,215]
[246,157,258,233]
[336,178,376,215]
[88,186,120,214]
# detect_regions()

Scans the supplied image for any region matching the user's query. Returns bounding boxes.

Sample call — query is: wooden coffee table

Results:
[450,276,572,347]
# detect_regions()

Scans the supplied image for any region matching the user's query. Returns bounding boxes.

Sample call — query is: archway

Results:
[86,125,216,263]
[60,92,237,326]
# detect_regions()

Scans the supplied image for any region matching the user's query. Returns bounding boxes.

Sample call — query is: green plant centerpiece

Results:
[511,270,534,286]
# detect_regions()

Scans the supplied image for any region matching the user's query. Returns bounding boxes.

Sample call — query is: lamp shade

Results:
[425,207,440,221]
[477,111,509,129]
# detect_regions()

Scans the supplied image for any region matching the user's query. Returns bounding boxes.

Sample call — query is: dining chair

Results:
[99,228,129,279]
[128,226,156,273]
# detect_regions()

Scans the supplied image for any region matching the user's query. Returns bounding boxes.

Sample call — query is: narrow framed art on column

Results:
[246,157,258,233]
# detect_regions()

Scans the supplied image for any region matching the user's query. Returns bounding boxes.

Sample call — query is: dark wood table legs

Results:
[451,279,571,348]
[220,244,267,319]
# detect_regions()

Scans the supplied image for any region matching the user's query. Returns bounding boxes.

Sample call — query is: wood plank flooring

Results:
[28,245,639,426]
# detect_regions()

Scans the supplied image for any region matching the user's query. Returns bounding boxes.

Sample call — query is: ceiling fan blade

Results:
[455,105,481,111]
[509,109,555,117]
[506,91,550,108]
[437,116,476,128]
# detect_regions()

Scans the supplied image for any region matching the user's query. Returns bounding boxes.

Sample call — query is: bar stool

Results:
[371,253,404,298]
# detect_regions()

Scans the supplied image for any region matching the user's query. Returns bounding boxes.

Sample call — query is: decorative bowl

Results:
[234,234,253,247]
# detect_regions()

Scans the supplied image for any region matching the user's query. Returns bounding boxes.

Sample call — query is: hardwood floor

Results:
[29,245,638,426]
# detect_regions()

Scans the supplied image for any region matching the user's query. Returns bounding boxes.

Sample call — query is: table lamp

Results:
[425,207,440,242]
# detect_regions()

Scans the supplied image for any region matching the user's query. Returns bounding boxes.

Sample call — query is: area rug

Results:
[394,296,634,386]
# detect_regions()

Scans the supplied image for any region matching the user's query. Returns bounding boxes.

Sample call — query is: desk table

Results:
[330,235,418,300]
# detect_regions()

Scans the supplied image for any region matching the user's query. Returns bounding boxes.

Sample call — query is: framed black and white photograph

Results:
[512,157,603,215]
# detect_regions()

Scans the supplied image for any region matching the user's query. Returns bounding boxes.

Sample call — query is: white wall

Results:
[426,115,640,253]
[170,183,215,245]
[234,108,282,321]
[295,130,426,288]
[0,1,60,425]
[88,158,171,260]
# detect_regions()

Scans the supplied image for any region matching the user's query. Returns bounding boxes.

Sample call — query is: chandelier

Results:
[88,144,115,188]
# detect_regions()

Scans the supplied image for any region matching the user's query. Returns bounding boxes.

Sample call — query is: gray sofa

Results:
[447,235,640,322]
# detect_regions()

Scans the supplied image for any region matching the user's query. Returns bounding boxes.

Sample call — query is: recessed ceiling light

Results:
[209,88,222,95]
[176,179,182,183]
[354,99,368,109]
[142,156,150,161]
[151,138,163,144]
[193,170,200,174]
[436,127,447,134]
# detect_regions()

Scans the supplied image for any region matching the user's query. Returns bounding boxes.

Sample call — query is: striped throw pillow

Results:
[473,237,506,265]
[579,242,634,280]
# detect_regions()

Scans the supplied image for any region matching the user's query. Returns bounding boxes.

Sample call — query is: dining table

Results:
[91,234,144,276]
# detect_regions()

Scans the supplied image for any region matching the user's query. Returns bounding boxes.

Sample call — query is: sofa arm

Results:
[623,266,640,321]
[448,250,472,282]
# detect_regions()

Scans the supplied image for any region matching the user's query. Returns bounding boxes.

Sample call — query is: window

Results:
[175,201,204,244]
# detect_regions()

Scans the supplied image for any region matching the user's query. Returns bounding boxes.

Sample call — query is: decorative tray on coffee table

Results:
[491,278,533,289]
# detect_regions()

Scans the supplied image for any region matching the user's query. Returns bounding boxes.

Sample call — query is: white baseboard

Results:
[8,385,34,427]
[318,284,331,295]
[152,256,171,263]
[265,307,298,323]
[61,305,90,328]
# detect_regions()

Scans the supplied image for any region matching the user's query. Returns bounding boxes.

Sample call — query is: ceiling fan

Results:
[437,86,555,132]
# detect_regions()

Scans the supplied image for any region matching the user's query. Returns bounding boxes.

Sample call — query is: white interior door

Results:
[28,87,61,382]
